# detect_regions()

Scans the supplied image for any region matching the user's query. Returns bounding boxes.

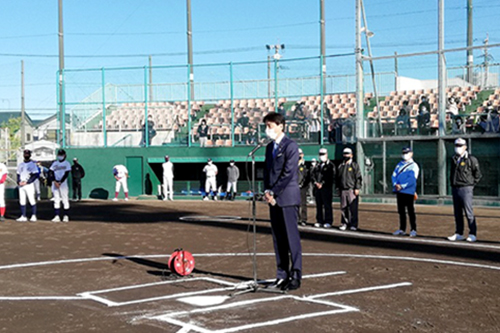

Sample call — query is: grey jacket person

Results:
[227,165,240,183]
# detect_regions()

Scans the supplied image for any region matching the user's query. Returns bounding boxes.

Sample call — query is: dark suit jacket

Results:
[264,135,300,207]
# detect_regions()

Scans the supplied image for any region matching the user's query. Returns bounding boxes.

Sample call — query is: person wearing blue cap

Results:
[391,147,420,237]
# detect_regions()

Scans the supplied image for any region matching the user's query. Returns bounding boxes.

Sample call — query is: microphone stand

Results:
[230,142,284,297]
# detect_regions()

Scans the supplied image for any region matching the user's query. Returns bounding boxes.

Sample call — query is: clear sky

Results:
[0,0,498,119]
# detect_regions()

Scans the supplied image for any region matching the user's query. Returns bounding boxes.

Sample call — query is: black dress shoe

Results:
[266,278,288,290]
[285,278,301,291]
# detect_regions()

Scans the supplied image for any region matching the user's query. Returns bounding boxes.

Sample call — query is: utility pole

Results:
[186,0,194,100]
[437,0,447,200]
[355,0,366,193]
[484,34,489,88]
[320,0,326,94]
[394,51,398,91]
[466,0,473,83]
[149,55,153,102]
[21,60,26,149]
[58,0,65,147]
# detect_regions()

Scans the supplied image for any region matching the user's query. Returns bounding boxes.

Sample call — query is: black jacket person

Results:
[337,148,362,230]
[312,148,335,228]
[71,158,85,201]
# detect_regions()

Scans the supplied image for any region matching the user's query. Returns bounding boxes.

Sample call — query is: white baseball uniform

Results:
[0,162,8,208]
[162,161,174,200]
[17,160,38,206]
[50,159,72,210]
[203,163,218,193]
[113,165,129,193]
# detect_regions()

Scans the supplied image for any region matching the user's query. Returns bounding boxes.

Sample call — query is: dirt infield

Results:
[0,199,499,332]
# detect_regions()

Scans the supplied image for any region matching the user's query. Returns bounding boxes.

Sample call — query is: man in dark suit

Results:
[263,112,302,291]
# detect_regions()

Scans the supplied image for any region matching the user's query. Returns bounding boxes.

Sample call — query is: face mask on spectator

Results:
[402,153,411,161]
[57,155,65,161]
[319,155,327,163]
[455,146,466,156]
[208,161,212,165]
[230,162,234,166]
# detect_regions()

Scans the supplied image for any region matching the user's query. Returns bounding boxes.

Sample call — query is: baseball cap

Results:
[454,138,466,146]
[319,148,328,155]
[207,158,212,162]
[298,148,303,154]
[73,157,78,161]
[57,149,66,155]
[229,159,235,163]
[23,149,31,154]
[343,147,353,155]
[311,158,317,162]
[402,147,412,154]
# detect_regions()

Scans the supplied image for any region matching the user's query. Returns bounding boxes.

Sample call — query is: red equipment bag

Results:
[168,249,195,276]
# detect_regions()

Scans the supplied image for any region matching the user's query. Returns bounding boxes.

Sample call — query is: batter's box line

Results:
[78,277,238,307]
[148,294,358,333]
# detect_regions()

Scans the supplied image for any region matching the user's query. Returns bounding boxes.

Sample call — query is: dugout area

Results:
[63,137,500,204]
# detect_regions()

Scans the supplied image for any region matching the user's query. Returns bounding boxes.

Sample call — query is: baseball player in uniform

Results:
[34,161,41,201]
[0,161,8,221]
[16,149,39,222]
[162,155,174,201]
[49,149,72,222]
[113,164,129,201]
[225,160,239,201]
[203,158,218,201]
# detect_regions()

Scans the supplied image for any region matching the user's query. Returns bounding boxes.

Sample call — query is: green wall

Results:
[67,144,332,199]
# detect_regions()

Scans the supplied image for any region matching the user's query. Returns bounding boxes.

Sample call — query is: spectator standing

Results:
[392,147,420,237]
[225,160,239,201]
[447,97,459,117]
[197,119,209,147]
[451,116,466,135]
[417,96,431,135]
[308,109,321,144]
[312,148,335,228]
[337,148,362,231]
[140,115,156,146]
[297,148,309,226]
[448,138,482,242]
[236,111,250,129]
[162,155,174,201]
[71,158,85,201]
[16,149,39,222]
[486,109,500,133]
[203,158,218,201]
[396,109,411,136]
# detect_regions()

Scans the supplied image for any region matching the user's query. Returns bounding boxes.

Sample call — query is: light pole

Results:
[265,44,285,102]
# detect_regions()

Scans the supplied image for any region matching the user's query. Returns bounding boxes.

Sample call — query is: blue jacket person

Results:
[263,112,302,291]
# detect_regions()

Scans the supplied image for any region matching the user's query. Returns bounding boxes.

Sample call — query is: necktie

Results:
[272,142,279,158]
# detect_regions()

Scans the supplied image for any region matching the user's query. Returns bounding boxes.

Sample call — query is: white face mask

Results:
[57,156,65,161]
[455,146,466,156]
[208,161,212,165]
[265,127,278,140]
[311,162,317,167]
[230,163,234,166]
[402,153,411,161]
[319,155,328,163]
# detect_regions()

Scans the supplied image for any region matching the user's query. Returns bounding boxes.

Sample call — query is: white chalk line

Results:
[0,296,84,301]
[79,277,239,307]
[309,282,413,299]
[150,294,359,333]
[1,252,500,272]
[305,226,500,251]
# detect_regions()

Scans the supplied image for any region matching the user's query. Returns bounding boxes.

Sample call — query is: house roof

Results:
[0,111,34,127]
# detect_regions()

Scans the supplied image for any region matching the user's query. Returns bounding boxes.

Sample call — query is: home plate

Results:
[177,295,231,307]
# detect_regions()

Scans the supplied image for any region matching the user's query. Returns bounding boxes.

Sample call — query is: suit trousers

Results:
[315,187,333,225]
[72,179,82,200]
[452,186,476,236]
[299,187,308,222]
[269,204,302,280]
[340,190,359,228]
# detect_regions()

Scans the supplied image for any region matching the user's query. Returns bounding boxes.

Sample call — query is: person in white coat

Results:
[162,155,174,201]
[203,158,218,201]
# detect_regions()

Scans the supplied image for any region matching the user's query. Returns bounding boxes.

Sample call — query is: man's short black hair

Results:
[263,112,285,127]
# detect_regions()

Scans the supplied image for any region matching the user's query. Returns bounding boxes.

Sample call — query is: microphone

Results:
[248,138,271,157]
